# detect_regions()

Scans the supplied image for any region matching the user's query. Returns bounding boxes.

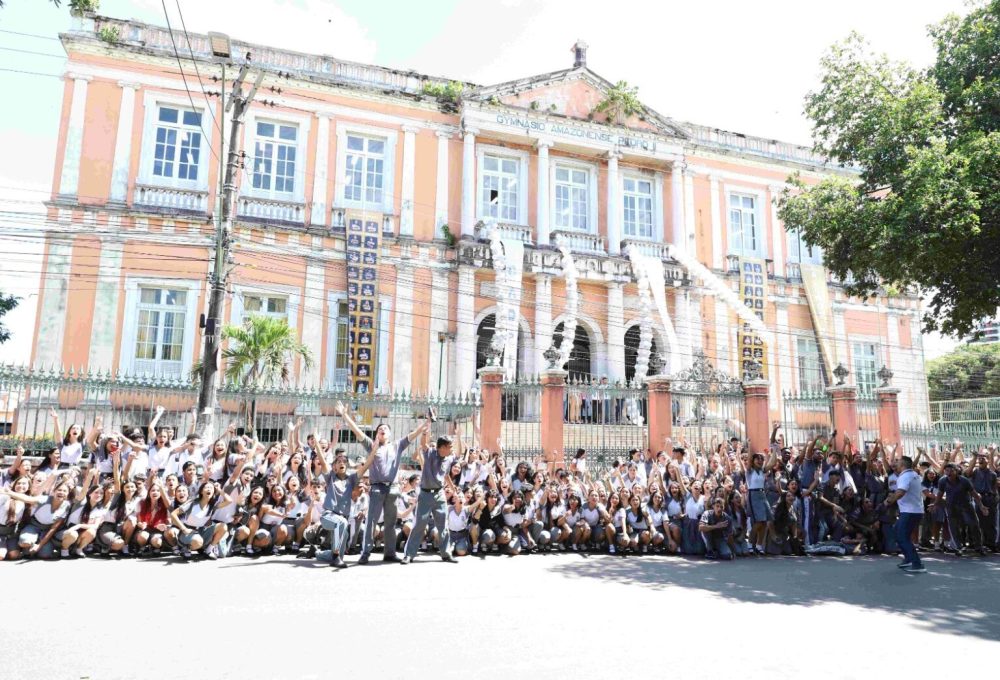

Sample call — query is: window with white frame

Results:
[343,134,385,205]
[852,342,878,396]
[788,227,823,265]
[252,122,297,193]
[152,106,203,181]
[622,176,654,238]
[728,193,764,257]
[796,337,824,393]
[242,293,288,322]
[554,165,590,231]
[480,154,520,222]
[133,287,189,377]
[330,300,383,387]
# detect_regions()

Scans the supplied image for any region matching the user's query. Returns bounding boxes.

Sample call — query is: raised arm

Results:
[85,417,103,451]
[49,408,63,445]
[334,401,371,448]
[147,405,165,443]
[406,416,429,444]
[354,440,380,479]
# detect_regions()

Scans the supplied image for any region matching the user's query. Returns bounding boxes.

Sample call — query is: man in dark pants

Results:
[336,401,429,565]
[401,428,458,565]
[884,456,924,573]
[971,454,998,551]
[699,498,735,560]
[934,463,988,556]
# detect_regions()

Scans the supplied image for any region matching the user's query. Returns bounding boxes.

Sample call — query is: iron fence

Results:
[901,422,1000,455]
[856,396,880,451]
[499,377,541,467]
[670,352,746,456]
[0,365,478,463]
[930,396,1000,427]
[781,390,833,449]
[564,379,649,473]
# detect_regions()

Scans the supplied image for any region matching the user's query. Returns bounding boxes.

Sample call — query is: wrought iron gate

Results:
[669,351,745,456]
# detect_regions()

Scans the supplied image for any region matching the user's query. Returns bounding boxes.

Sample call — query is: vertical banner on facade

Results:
[345,212,381,394]
[738,257,769,380]
[799,263,838,379]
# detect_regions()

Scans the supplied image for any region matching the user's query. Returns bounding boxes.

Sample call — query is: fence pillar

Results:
[827,384,859,452]
[743,379,771,453]
[540,369,568,468]
[478,366,505,452]
[875,387,901,447]
[645,375,672,453]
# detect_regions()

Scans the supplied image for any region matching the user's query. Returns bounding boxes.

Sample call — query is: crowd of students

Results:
[0,406,997,573]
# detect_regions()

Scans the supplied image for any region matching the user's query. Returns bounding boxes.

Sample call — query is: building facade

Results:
[23,13,930,423]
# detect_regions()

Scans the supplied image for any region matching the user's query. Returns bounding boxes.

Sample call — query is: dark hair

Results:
[575,449,586,459]
[62,423,82,447]
[436,436,453,451]
[899,456,914,469]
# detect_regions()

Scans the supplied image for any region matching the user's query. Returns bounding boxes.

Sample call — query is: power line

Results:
[172,0,222,135]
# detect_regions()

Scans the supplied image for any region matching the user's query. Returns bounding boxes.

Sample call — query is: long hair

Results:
[62,423,81,447]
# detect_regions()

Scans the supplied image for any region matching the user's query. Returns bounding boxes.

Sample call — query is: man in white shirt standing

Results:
[884,455,925,574]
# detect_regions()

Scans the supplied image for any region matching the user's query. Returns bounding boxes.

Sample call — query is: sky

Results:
[0,0,972,364]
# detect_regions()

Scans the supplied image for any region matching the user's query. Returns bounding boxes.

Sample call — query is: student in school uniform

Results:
[10,477,73,559]
[401,429,460,565]
[170,480,231,560]
[313,439,379,569]
[0,475,31,560]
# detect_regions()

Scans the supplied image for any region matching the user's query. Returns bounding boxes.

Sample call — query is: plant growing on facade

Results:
[69,0,99,13]
[594,80,642,125]
[422,80,464,112]
[0,290,18,344]
[220,316,313,434]
[440,223,457,247]
[98,25,119,44]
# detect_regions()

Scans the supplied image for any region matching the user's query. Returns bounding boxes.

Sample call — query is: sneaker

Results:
[358,553,370,565]
[897,562,913,569]
[441,554,456,563]
[399,556,412,565]
[172,546,181,556]
[245,546,255,556]
[572,544,579,552]
[290,542,300,552]
[471,545,479,554]
[73,548,86,558]
[60,548,70,558]
[903,565,926,573]
[122,546,130,556]
[609,545,616,554]
[332,555,347,569]
[382,554,400,563]
[204,548,218,561]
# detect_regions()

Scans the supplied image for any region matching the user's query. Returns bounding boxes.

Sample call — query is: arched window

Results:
[475,313,527,379]
[552,321,592,381]
[624,325,661,383]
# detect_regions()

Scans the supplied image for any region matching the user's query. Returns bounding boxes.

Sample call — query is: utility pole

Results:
[195,60,264,438]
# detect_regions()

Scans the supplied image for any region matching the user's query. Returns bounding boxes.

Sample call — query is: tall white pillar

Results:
[428,268,450,395]
[533,272,553,374]
[832,303,849,370]
[709,174,723,269]
[769,184,785,277]
[310,113,331,227]
[536,139,552,246]
[461,128,478,238]
[607,282,625,382]
[59,74,92,198]
[714,299,731,375]
[776,300,792,396]
[87,239,125,370]
[400,125,418,237]
[683,169,697,258]
[670,161,685,254]
[434,131,451,236]
[34,238,73,369]
[455,265,477,391]
[109,81,139,203]
[300,262,325,387]
[606,151,621,255]
[392,264,415,392]
[689,289,704,353]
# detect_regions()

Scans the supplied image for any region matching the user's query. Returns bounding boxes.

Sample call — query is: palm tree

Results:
[220,315,313,434]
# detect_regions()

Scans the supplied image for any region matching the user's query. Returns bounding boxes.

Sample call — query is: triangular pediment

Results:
[467,67,688,139]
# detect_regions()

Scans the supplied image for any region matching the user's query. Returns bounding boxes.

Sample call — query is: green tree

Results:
[0,291,19,345]
[927,343,1000,400]
[778,2,1000,336]
[219,315,313,434]
[595,81,642,125]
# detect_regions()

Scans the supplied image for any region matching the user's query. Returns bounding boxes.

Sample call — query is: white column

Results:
[34,238,73,368]
[109,81,139,203]
[683,169,697,258]
[87,239,125,370]
[455,265,477,391]
[461,128,478,237]
[428,268,450,395]
[670,161,685,254]
[709,174,723,270]
[776,301,792,396]
[606,151,622,255]
[434,131,451,236]
[769,184,785,277]
[674,289,692,370]
[689,289,704,353]
[536,139,552,246]
[392,265,415,392]
[714,299,731,375]
[300,262,325,387]
[310,114,331,226]
[400,124,418,237]
[59,74,92,198]
[607,282,625,382]
[533,272,553,374]
[833,303,848,370]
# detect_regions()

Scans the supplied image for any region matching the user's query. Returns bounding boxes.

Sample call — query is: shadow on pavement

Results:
[548,555,1000,642]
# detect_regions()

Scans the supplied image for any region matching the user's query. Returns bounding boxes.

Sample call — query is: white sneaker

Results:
[471,545,478,554]
[73,548,86,558]
[60,549,70,558]
[609,545,616,554]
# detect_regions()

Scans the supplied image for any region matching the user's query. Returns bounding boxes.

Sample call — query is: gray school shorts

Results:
[178,525,216,546]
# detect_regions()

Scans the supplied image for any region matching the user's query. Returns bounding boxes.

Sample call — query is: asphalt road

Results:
[4,552,999,680]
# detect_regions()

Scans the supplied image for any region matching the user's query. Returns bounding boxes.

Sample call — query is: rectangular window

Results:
[480,154,520,222]
[333,300,381,387]
[852,342,878,396]
[344,134,385,205]
[134,287,188,377]
[622,177,653,238]
[252,122,297,193]
[243,293,288,322]
[153,106,202,181]
[796,337,824,393]
[788,227,823,265]
[728,193,762,256]
[554,166,590,231]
